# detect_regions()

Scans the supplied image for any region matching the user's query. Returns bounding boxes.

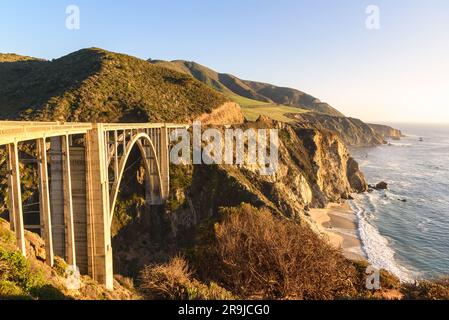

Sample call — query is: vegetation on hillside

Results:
[242,103,308,122]
[139,256,234,300]
[0,49,229,122]
[148,59,344,117]
[193,204,360,299]
[0,219,140,300]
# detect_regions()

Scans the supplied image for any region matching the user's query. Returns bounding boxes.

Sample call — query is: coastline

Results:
[309,202,366,261]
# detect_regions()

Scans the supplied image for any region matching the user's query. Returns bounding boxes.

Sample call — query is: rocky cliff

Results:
[369,123,404,140]
[290,112,386,146]
[111,116,368,276]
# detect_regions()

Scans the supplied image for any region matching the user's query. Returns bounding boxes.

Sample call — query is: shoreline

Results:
[309,201,366,261]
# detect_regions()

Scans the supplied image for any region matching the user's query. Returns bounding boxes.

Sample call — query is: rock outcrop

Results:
[195,102,245,125]
[290,112,386,146]
[375,181,388,190]
[347,157,369,193]
[369,124,404,140]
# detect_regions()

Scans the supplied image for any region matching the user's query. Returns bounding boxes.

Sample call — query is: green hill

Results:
[148,59,344,118]
[0,48,229,122]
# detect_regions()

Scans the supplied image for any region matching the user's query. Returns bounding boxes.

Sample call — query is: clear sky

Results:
[1,0,448,123]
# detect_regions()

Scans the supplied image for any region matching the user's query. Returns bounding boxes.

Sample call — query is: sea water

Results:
[350,123,449,282]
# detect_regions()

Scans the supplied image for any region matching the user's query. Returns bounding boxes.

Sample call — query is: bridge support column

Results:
[49,136,77,266]
[37,138,54,266]
[143,142,162,206]
[7,143,26,256]
[62,135,76,267]
[6,149,15,231]
[70,146,88,274]
[49,137,66,258]
[85,125,113,290]
[160,126,170,200]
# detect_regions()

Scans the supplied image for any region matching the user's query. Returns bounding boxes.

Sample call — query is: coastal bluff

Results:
[369,123,404,140]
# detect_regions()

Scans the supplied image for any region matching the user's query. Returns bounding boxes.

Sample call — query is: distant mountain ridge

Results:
[148,58,403,146]
[148,59,344,117]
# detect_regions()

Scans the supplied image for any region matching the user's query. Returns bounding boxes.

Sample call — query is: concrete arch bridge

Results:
[0,121,186,289]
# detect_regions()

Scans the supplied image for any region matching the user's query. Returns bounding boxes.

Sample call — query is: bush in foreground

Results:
[139,256,234,300]
[0,248,65,299]
[194,204,360,300]
[401,278,449,300]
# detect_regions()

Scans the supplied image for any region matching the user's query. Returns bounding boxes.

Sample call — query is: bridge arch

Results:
[108,132,163,227]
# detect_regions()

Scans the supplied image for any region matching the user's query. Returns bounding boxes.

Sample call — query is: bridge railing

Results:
[0,122,190,146]
[0,121,93,145]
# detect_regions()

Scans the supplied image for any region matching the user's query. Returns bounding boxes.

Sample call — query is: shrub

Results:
[401,278,449,300]
[114,274,135,292]
[0,223,15,245]
[53,256,68,277]
[194,204,360,300]
[0,248,66,299]
[139,256,234,300]
[0,248,43,291]
[0,280,28,298]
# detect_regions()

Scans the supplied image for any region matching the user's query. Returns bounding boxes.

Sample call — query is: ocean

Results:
[350,123,449,282]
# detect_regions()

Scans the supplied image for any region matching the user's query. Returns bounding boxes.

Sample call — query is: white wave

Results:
[389,142,412,147]
[349,197,414,282]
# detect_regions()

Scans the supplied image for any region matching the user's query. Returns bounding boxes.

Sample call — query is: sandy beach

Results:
[309,202,366,261]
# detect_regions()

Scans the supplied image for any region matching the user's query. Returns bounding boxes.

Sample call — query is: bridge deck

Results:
[0,121,188,145]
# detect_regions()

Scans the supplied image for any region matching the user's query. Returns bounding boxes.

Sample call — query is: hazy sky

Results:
[1,0,448,123]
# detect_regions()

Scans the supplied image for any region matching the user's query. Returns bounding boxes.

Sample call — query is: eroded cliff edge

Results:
[369,123,404,140]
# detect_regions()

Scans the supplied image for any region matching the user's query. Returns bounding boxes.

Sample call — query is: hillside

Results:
[369,123,404,140]
[291,113,386,146]
[0,219,139,299]
[148,59,344,117]
[0,49,234,123]
[147,59,400,146]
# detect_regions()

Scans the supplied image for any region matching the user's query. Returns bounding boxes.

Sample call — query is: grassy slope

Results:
[0,49,229,122]
[148,59,309,122]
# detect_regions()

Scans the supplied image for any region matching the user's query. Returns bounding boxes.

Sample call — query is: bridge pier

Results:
[7,143,26,256]
[37,138,54,266]
[70,145,89,274]
[160,126,170,200]
[48,136,78,267]
[85,124,113,290]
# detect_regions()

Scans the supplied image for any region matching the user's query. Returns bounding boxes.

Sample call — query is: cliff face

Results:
[290,112,386,146]
[369,124,404,140]
[169,118,367,233]
[195,102,244,125]
[111,118,368,276]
